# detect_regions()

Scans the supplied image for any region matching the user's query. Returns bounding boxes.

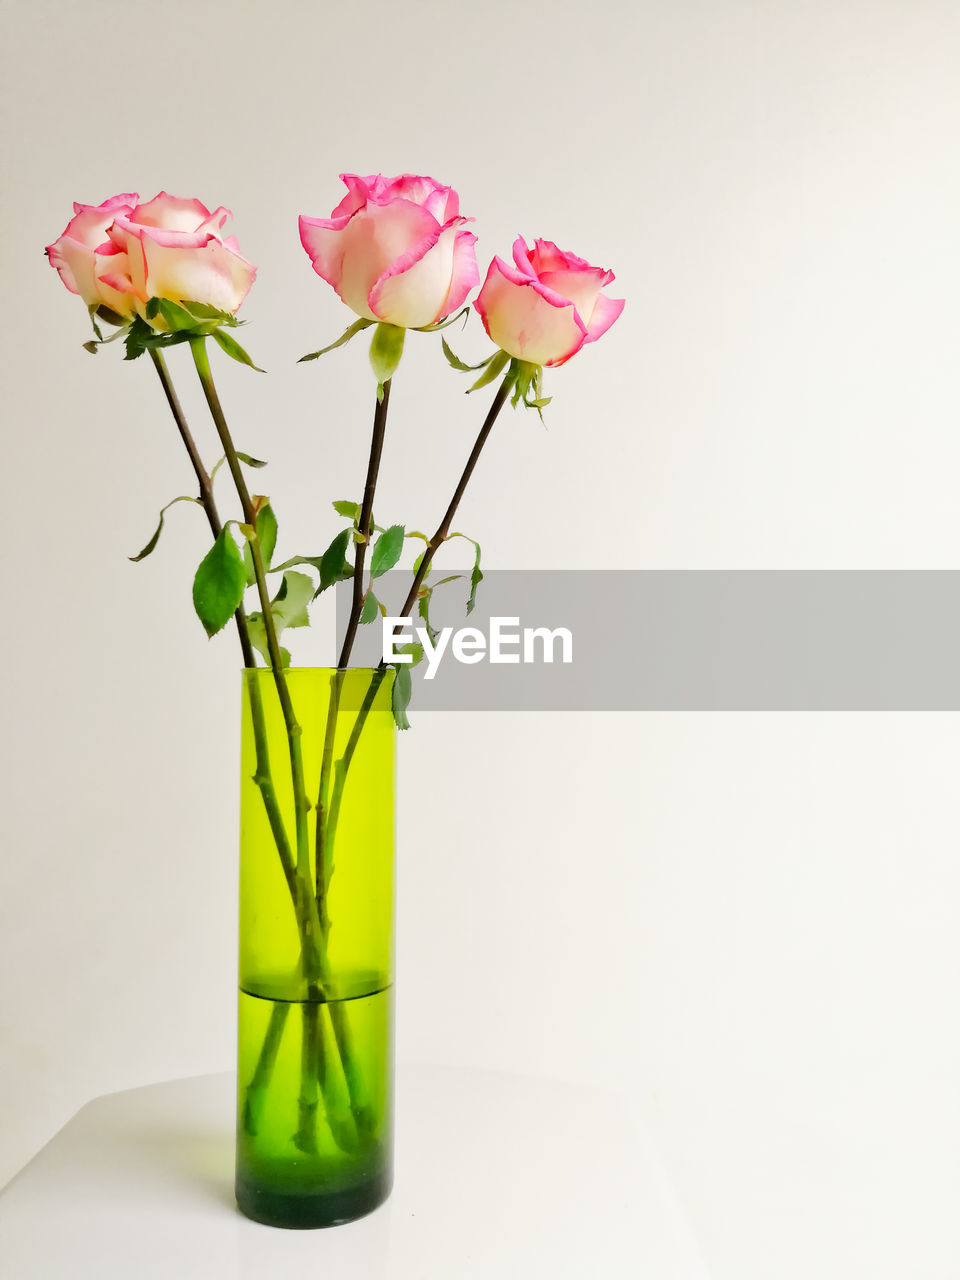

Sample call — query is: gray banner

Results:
[337,571,960,710]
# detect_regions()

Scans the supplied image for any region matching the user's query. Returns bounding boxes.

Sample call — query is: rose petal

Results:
[476,256,587,367]
[537,266,609,326]
[511,236,538,279]
[46,193,139,298]
[440,228,480,318]
[53,236,99,304]
[303,199,439,321]
[132,192,212,232]
[370,223,469,327]
[582,291,625,344]
[530,238,600,276]
[139,234,257,313]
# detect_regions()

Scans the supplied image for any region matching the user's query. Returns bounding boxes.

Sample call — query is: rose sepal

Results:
[121,299,263,370]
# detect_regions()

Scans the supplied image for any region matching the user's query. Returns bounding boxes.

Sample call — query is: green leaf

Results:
[211,326,264,371]
[369,322,405,393]
[298,317,373,363]
[332,499,360,520]
[245,571,313,665]
[397,642,424,667]
[246,614,292,668]
[392,662,413,730]
[192,526,246,638]
[271,571,313,631]
[129,495,200,562]
[449,532,483,614]
[370,523,405,578]
[417,588,438,645]
[360,590,379,624]
[271,554,323,574]
[319,527,351,593]
[242,502,278,586]
[441,336,492,373]
[468,348,510,392]
[236,451,267,469]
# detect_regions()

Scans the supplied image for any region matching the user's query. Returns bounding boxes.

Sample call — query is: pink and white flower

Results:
[299,174,479,329]
[475,238,624,367]
[46,192,256,323]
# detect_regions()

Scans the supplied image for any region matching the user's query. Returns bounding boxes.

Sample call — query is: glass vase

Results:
[235,667,395,1229]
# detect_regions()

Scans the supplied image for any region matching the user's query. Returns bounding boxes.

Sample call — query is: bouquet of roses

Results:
[46,172,623,1227]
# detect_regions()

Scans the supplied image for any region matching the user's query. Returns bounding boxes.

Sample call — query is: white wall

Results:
[2,2,960,1276]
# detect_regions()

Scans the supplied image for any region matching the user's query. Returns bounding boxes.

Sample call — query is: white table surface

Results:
[0,1065,708,1279]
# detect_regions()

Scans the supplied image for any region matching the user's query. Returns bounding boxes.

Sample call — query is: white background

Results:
[2,1,960,1276]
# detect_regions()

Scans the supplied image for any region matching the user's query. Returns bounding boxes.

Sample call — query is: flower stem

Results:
[188,335,365,1152]
[337,377,392,670]
[316,380,392,917]
[325,370,515,861]
[148,347,311,1130]
[149,348,255,669]
[189,336,315,904]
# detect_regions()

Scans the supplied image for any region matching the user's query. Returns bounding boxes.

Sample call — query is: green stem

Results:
[189,335,367,1153]
[337,378,391,670]
[189,336,314,910]
[148,347,313,1133]
[148,347,312,1136]
[316,380,392,928]
[149,348,256,669]
[325,371,515,855]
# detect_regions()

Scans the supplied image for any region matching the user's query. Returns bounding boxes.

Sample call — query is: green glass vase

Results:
[235,667,395,1229]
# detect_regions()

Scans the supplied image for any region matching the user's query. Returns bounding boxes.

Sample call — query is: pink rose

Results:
[299,173,479,329]
[475,237,624,368]
[46,193,140,318]
[46,191,256,323]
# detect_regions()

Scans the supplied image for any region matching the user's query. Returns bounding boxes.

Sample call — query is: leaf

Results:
[244,571,313,665]
[129,495,200,562]
[211,326,264,371]
[271,571,313,630]
[319,527,351,593]
[192,526,246,638]
[369,322,405,393]
[441,336,492,373]
[397,642,424,667]
[332,499,360,520]
[418,588,438,646]
[392,662,413,730]
[298,317,373,363]
[246,614,292,668]
[82,340,99,355]
[449,532,483,614]
[370,523,405,578]
[468,348,510,392]
[360,590,379,624]
[272,554,323,575]
[236,451,268,468]
[242,502,278,586]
